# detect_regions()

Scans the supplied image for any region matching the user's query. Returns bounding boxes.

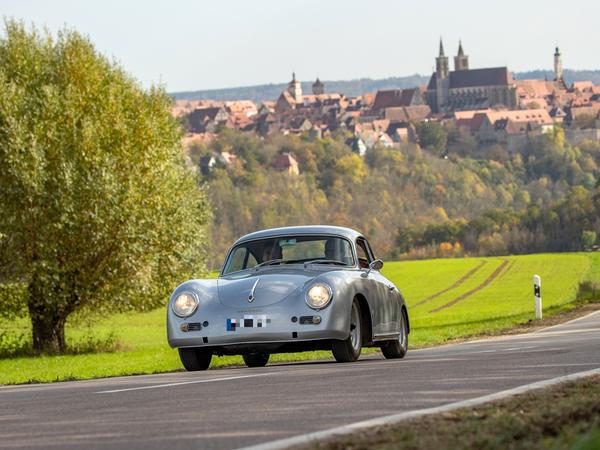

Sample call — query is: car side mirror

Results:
[368,259,384,272]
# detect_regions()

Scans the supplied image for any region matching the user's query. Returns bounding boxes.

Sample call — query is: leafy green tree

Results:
[582,230,597,251]
[0,21,210,353]
[415,121,448,154]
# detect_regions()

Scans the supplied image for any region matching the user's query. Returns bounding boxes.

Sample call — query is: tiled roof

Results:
[384,105,431,122]
[450,67,512,88]
[428,67,513,90]
[478,109,553,128]
[189,107,223,121]
[455,113,488,132]
[515,79,558,98]
[273,153,299,169]
[372,88,421,110]
[453,109,492,119]
[572,81,594,91]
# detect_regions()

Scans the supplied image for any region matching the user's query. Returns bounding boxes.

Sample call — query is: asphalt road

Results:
[1,311,600,450]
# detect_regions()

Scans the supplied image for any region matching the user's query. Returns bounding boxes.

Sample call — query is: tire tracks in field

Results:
[429,259,511,313]
[413,260,488,308]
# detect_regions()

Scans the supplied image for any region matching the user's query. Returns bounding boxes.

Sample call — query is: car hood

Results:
[217,270,315,308]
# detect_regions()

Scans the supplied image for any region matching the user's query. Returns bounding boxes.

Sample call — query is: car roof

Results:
[234,225,364,245]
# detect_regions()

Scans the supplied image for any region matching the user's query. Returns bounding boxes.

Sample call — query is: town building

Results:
[187,106,230,133]
[176,46,600,158]
[272,153,300,175]
[426,40,517,113]
[312,78,324,95]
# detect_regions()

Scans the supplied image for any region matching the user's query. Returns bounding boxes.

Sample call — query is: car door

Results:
[356,238,400,336]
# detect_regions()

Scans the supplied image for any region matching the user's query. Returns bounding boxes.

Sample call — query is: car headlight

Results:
[306,283,333,309]
[172,292,199,317]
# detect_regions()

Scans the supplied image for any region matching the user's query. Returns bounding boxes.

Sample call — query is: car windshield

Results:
[222,235,355,275]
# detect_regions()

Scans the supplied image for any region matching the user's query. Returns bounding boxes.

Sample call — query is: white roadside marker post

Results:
[534,274,542,319]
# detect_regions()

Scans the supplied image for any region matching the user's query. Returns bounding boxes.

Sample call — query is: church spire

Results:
[287,72,302,103]
[554,46,566,89]
[436,38,449,79]
[312,77,324,95]
[454,40,469,71]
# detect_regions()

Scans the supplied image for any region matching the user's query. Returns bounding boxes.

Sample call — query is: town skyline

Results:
[3,0,600,92]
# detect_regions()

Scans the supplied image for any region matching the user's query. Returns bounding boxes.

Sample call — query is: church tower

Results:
[454,40,469,71]
[435,38,450,113]
[554,47,567,90]
[436,39,449,79]
[312,77,324,95]
[554,47,563,81]
[287,72,303,103]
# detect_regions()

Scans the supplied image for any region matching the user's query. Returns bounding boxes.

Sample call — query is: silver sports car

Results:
[167,225,410,370]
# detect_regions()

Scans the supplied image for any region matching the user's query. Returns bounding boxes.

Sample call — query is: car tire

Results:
[243,352,270,367]
[332,299,362,362]
[178,347,212,371]
[381,309,409,359]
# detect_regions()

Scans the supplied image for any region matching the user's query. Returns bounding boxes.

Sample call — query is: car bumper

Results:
[167,301,350,349]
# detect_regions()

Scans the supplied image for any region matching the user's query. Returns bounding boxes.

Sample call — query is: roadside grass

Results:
[388,253,592,346]
[300,374,600,450]
[0,253,597,385]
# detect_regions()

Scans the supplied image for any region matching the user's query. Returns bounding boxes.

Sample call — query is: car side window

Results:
[364,240,376,261]
[356,239,372,269]
[226,247,247,273]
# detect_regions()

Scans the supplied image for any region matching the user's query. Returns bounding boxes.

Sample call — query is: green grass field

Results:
[390,253,592,346]
[0,253,597,385]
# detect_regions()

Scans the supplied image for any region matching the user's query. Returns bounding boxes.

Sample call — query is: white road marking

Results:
[236,368,600,450]
[458,345,538,355]
[521,363,600,368]
[440,325,600,346]
[503,346,537,351]
[535,309,600,333]
[95,373,277,394]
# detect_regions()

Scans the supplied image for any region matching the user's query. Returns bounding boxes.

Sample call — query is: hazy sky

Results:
[2,0,599,92]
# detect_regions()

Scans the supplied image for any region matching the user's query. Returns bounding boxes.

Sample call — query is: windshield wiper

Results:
[254,258,305,270]
[303,259,348,267]
[254,258,285,269]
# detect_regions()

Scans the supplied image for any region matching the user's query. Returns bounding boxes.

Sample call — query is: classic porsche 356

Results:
[167,226,410,370]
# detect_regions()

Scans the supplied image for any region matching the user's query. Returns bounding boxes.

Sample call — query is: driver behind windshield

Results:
[260,240,281,263]
[325,238,353,265]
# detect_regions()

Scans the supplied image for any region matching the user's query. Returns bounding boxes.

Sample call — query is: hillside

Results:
[189,128,600,265]
[170,69,600,102]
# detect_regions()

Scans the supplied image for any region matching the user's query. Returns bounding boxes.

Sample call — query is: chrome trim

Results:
[305,282,333,310]
[248,278,260,303]
[220,234,358,276]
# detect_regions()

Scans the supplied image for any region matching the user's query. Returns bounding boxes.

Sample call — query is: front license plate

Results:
[226,315,271,331]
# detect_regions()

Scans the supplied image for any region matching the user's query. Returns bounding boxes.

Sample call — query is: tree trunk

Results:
[28,281,68,354]
[30,313,67,354]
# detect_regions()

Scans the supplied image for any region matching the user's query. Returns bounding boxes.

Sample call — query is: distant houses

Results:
[175,43,600,169]
[272,153,300,175]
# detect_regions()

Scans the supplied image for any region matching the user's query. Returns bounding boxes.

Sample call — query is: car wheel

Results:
[332,299,362,362]
[381,309,409,359]
[243,352,270,368]
[178,347,212,371]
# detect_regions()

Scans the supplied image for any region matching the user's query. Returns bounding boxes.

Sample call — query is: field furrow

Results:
[429,259,510,313]
[413,260,488,307]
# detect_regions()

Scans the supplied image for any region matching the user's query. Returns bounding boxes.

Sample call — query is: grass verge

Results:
[298,375,600,450]
[0,252,598,385]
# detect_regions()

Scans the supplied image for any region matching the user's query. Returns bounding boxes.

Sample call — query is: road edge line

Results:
[236,367,600,450]
[534,309,600,333]
[95,373,277,394]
